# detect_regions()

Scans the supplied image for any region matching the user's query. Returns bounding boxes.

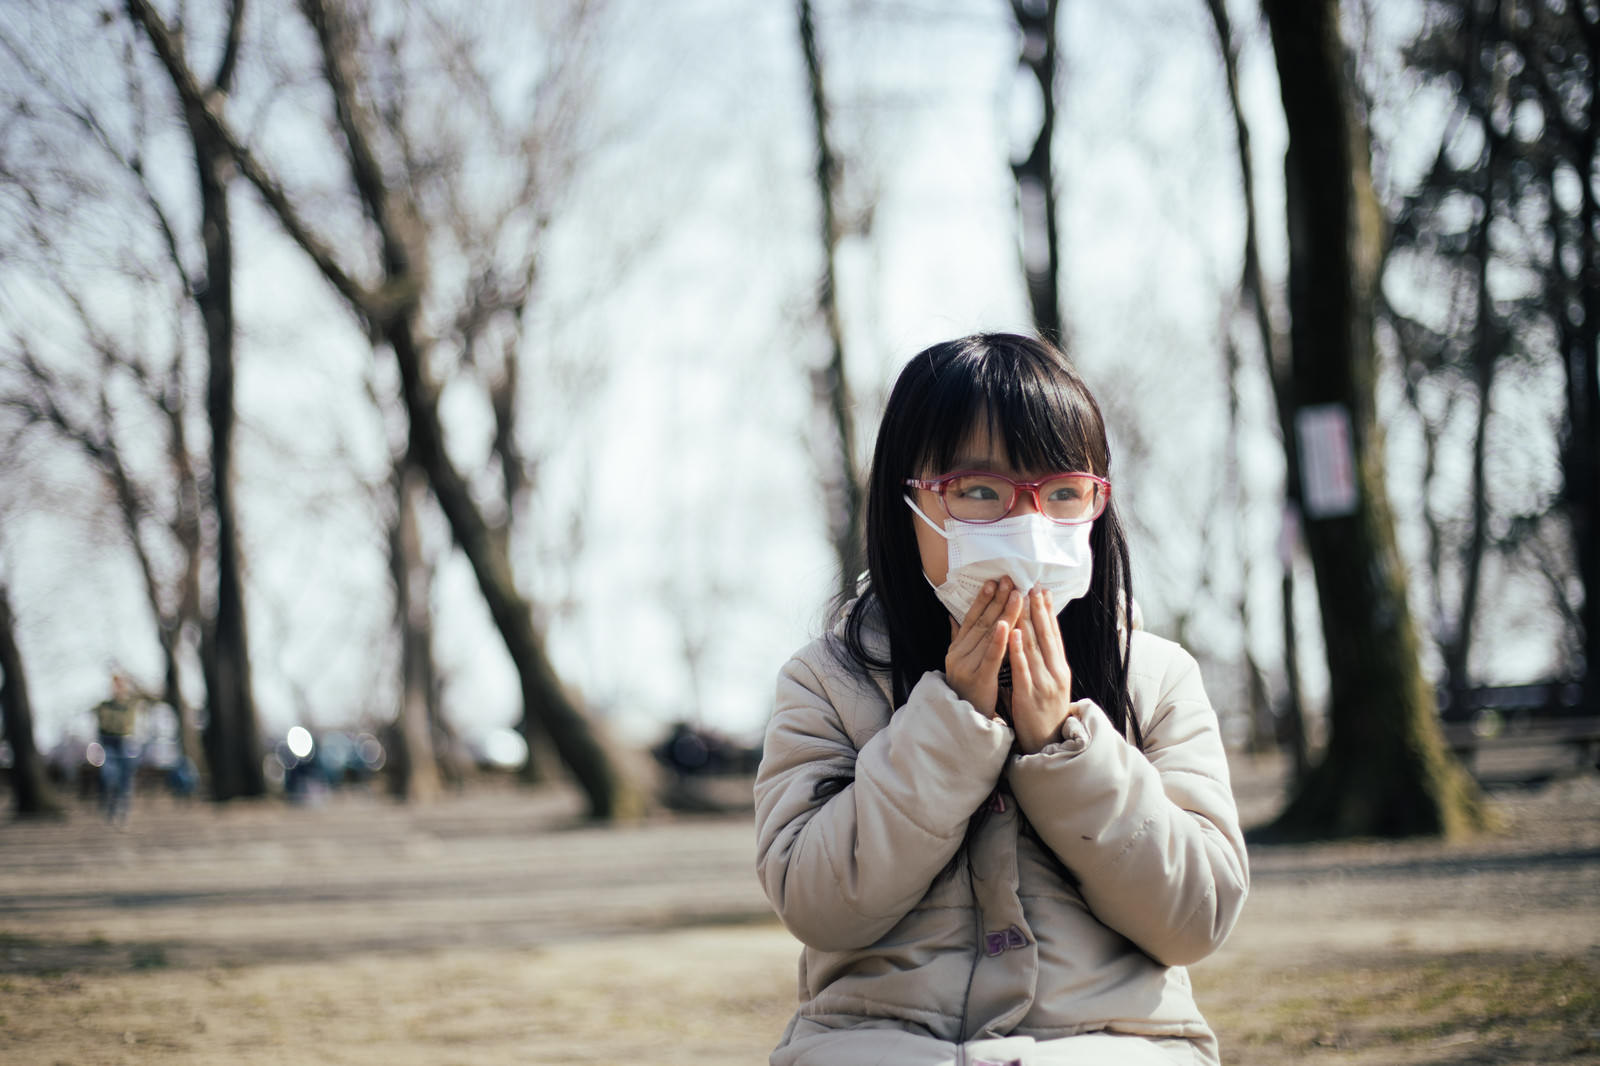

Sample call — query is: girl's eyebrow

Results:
[949,454,1040,476]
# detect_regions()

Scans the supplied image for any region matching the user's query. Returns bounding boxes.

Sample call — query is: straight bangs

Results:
[914,339,1104,479]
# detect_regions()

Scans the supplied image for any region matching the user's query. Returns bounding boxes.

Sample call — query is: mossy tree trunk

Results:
[1258,0,1489,840]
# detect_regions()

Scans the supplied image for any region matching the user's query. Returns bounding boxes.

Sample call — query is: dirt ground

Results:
[1,750,1596,1066]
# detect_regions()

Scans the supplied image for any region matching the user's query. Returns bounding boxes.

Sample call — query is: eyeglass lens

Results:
[941,474,1103,523]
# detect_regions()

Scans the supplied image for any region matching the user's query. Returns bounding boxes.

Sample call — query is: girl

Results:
[754,334,1248,1066]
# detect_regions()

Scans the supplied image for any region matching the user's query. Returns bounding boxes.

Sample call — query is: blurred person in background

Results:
[755,334,1249,1065]
[93,672,144,823]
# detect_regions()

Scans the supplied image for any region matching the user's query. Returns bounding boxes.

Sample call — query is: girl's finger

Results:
[984,620,1011,672]
[998,586,1025,630]
[1039,589,1067,661]
[1024,589,1062,672]
[1017,595,1042,658]
[954,581,998,641]
[972,579,1016,635]
[963,587,1020,654]
[1009,626,1033,695]
[1030,591,1060,666]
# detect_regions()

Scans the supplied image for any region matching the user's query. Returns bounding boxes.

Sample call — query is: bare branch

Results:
[214,0,247,91]
[124,0,379,317]
[297,0,415,297]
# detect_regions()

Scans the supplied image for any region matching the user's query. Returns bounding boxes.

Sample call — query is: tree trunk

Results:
[797,0,865,600]
[1011,0,1063,342]
[1442,1,1506,707]
[389,324,635,818]
[0,584,62,818]
[189,101,263,802]
[1257,0,1488,840]
[484,334,552,786]
[387,459,442,803]
[1570,21,1600,721]
[102,439,197,789]
[1279,562,1309,778]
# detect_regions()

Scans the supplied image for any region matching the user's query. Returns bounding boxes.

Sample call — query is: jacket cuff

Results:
[1011,698,1099,763]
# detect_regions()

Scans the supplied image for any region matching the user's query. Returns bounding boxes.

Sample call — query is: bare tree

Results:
[0,15,217,791]
[797,0,865,599]
[1010,0,1063,341]
[2,344,207,783]
[1385,0,1596,718]
[124,0,636,817]
[1202,0,1309,776]
[1257,0,1488,839]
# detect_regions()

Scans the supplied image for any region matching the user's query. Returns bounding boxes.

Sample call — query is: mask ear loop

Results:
[904,494,955,606]
[903,494,951,540]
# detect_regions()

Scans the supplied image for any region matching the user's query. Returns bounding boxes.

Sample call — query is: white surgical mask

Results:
[906,495,1094,621]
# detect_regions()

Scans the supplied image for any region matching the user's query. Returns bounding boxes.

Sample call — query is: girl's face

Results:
[912,421,1049,586]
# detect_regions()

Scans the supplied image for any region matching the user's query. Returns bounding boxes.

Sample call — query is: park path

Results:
[0,782,769,971]
[2,756,1596,973]
[0,755,1596,1065]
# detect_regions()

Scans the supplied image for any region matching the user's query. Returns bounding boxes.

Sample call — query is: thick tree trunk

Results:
[797,0,864,599]
[1011,0,1062,342]
[387,459,442,803]
[0,585,62,818]
[1258,0,1488,840]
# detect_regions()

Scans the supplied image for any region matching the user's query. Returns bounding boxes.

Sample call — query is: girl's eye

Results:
[1048,486,1081,501]
[954,484,1000,500]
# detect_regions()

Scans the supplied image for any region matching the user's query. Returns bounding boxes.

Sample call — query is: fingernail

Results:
[983,580,996,594]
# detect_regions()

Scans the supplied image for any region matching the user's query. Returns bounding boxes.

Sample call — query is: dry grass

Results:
[0,927,802,1066]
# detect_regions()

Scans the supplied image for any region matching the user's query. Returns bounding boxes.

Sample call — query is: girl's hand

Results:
[945,578,1023,718]
[1008,588,1076,754]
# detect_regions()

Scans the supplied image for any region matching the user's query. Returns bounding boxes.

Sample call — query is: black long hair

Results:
[833,332,1140,744]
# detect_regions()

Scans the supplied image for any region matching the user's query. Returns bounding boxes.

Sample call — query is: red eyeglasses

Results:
[904,471,1110,525]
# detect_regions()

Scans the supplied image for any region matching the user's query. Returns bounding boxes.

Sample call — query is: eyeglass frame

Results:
[903,470,1111,525]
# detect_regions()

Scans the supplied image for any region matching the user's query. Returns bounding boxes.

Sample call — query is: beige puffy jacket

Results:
[754,610,1248,1064]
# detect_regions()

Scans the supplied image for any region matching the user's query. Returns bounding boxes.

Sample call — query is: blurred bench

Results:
[1438,679,1598,773]
[1443,716,1600,773]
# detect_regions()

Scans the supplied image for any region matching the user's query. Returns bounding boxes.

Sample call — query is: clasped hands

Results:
[945,577,1077,755]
